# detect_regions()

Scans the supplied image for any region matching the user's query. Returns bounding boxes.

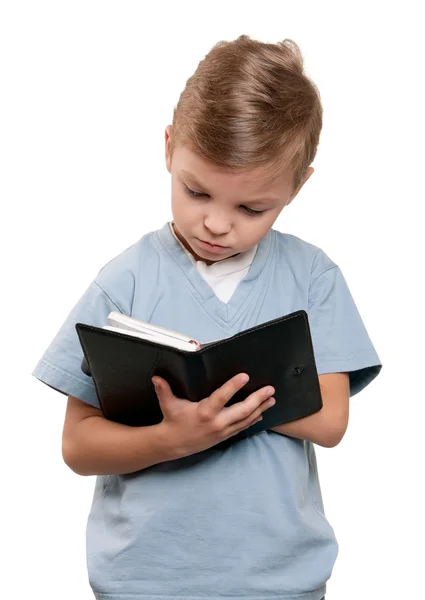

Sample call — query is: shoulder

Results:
[93,228,162,309]
[272,229,338,280]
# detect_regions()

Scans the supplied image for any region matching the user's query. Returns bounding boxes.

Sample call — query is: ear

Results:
[165,125,173,173]
[288,167,314,204]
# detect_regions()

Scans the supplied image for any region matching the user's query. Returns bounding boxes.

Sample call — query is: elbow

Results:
[320,420,348,448]
[62,440,88,476]
[320,435,343,448]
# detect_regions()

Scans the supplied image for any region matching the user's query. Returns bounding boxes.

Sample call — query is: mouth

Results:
[196,239,229,254]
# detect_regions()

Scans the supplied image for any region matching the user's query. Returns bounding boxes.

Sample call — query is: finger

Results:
[221,385,275,426]
[232,396,275,428]
[151,377,174,408]
[224,397,276,437]
[151,376,168,392]
[199,373,250,420]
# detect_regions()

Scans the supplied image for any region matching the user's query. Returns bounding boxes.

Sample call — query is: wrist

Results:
[153,421,187,462]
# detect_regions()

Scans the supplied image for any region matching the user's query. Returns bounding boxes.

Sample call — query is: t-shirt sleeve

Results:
[31,280,124,408]
[31,246,137,408]
[308,250,382,397]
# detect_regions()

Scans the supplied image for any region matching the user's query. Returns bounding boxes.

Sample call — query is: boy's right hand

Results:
[151,373,276,458]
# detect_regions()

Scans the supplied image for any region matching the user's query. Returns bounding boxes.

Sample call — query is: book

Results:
[76,310,323,449]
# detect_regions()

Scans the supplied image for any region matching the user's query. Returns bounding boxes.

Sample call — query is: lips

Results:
[196,238,229,254]
[200,240,226,249]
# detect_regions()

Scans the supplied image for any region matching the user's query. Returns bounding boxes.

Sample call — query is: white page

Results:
[102,325,199,352]
[107,311,197,344]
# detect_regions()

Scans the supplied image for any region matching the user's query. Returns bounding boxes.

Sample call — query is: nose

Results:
[204,212,231,236]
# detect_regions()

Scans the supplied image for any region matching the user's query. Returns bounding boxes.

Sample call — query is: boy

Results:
[32,35,382,600]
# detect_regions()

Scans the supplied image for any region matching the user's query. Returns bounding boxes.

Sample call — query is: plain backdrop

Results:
[2,1,424,599]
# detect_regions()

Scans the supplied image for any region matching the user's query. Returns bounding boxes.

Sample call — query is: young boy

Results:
[32,35,382,600]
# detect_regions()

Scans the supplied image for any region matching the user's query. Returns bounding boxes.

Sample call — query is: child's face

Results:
[165,125,313,264]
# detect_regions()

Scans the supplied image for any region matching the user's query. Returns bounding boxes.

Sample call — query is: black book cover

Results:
[76,310,322,449]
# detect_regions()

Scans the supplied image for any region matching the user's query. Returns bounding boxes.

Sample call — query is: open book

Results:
[76,309,323,448]
[104,312,207,352]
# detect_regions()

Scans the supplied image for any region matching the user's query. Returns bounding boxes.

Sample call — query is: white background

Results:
[2,1,424,599]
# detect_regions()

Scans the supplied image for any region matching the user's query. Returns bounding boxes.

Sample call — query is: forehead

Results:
[174,145,294,195]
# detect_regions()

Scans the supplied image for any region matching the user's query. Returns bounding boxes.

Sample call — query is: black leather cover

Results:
[75,310,323,448]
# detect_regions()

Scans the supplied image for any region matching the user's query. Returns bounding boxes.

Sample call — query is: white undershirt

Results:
[169,222,257,304]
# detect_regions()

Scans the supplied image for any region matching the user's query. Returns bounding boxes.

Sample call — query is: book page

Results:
[102,326,199,352]
[107,311,198,345]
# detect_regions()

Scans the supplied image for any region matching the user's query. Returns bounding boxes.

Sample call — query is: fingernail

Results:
[240,374,249,384]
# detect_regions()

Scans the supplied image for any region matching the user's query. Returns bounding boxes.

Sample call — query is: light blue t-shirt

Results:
[32,222,382,600]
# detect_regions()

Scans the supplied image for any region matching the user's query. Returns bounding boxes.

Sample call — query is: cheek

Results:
[171,190,186,212]
[171,193,198,226]
[258,210,280,231]
[241,215,276,242]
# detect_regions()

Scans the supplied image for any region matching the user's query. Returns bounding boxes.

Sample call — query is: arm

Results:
[62,396,179,476]
[62,373,274,476]
[269,373,350,447]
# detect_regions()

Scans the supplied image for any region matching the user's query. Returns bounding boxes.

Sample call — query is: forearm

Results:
[65,417,180,476]
[269,407,343,447]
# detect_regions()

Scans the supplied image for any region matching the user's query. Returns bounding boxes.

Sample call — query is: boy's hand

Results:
[151,373,275,458]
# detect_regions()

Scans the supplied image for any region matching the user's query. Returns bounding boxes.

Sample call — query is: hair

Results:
[170,35,323,196]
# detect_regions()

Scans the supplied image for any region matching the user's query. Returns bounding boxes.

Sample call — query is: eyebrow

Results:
[180,170,280,205]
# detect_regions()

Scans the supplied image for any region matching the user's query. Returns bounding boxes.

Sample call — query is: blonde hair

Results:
[170,35,323,196]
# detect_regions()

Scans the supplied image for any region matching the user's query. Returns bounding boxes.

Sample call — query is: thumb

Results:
[151,377,173,406]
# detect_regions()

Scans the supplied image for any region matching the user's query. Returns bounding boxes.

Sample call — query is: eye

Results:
[185,185,264,216]
[241,206,265,216]
[185,186,207,198]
